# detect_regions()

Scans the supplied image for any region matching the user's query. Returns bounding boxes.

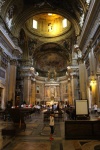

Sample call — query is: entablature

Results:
[0,25,22,55]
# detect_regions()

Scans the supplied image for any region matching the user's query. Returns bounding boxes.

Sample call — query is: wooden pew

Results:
[2,108,26,137]
[8,108,26,130]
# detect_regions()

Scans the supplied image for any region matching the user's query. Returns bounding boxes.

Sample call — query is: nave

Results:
[0,111,100,150]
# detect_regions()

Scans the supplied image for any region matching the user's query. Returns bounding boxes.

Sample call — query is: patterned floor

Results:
[0,112,100,150]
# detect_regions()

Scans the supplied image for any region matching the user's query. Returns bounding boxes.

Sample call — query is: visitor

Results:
[93,103,98,114]
[49,111,55,141]
[47,105,50,111]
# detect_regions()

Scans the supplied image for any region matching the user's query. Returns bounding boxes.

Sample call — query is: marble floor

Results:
[0,112,100,150]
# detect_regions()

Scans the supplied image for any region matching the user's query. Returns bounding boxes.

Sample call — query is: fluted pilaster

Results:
[30,81,36,105]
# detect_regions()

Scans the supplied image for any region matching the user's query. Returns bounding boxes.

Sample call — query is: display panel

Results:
[75,100,89,116]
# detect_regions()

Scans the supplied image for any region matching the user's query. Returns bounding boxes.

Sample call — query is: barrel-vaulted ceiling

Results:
[1,0,89,77]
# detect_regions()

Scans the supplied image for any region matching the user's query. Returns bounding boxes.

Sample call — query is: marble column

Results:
[78,59,87,99]
[89,48,98,105]
[0,48,6,109]
[8,59,17,106]
[72,74,79,102]
[67,79,72,105]
[23,76,31,104]
[5,60,10,105]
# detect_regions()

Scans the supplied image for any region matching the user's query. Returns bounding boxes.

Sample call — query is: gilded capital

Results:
[10,59,17,66]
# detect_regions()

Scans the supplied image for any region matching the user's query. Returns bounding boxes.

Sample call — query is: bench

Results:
[54,111,64,121]
[4,108,26,130]
[44,110,64,121]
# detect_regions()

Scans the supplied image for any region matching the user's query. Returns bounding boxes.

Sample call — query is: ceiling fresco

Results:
[33,42,69,76]
[35,52,67,72]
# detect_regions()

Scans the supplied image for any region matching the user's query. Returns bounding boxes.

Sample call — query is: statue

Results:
[6,5,16,29]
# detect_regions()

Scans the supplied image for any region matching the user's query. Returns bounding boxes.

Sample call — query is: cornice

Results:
[0,25,22,54]
[78,0,100,52]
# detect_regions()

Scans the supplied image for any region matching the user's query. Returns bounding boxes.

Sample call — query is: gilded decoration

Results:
[45,85,60,100]
[10,59,17,66]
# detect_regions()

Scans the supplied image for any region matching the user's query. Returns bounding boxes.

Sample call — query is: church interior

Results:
[0,0,100,149]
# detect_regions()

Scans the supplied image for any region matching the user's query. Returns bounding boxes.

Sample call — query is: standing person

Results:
[93,103,98,114]
[49,111,55,141]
